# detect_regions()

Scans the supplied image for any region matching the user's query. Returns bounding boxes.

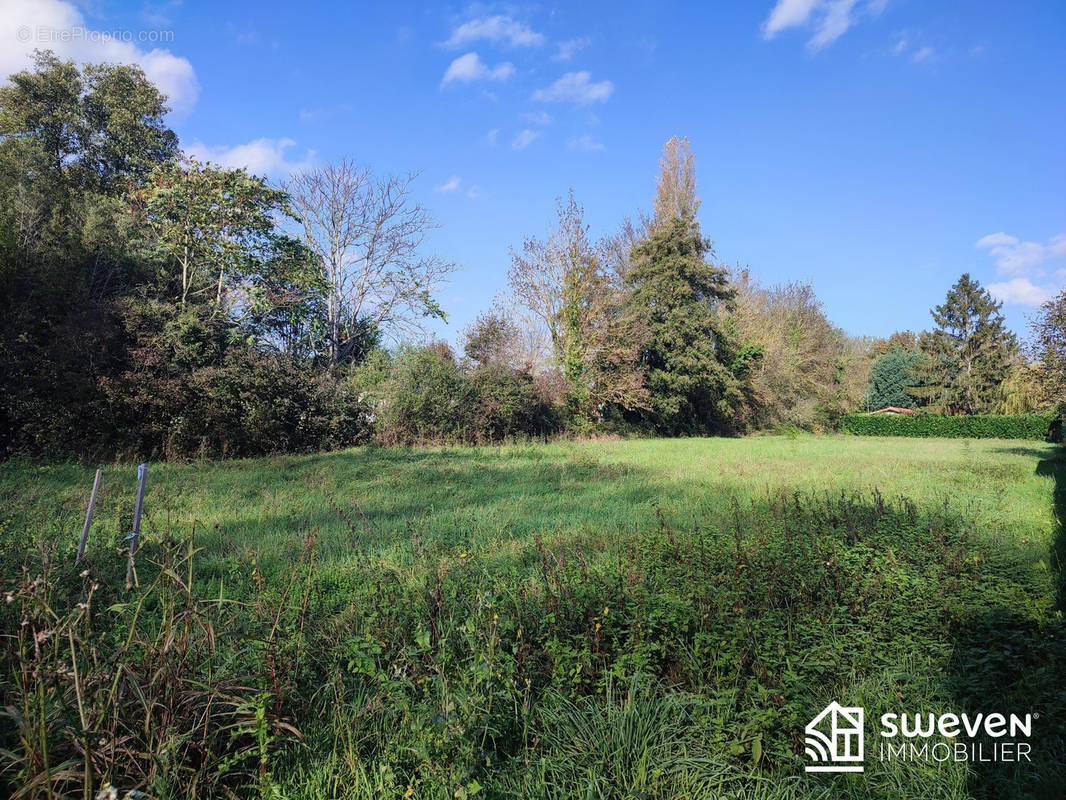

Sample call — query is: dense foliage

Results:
[842,411,1060,440]
[729,270,868,430]
[624,215,743,434]
[868,346,926,410]
[0,58,1054,460]
[909,274,1017,414]
[1030,288,1066,415]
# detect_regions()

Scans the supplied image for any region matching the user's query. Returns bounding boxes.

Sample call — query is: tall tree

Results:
[507,192,647,419]
[284,159,456,362]
[626,215,742,433]
[911,274,1017,414]
[0,51,178,193]
[652,136,698,228]
[729,269,866,428]
[1030,287,1066,414]
[131,159,306,309]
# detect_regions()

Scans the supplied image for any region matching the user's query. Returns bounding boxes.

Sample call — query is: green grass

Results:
[1,435,1063,799]
[3,435,1057,568]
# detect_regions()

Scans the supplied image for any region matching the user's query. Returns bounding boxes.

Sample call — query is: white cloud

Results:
[466,185,482,199]
[512,129,540,150]
[0,0,199,112]
[522,110,552,126]
[184,137,314,177]
[977,232,1066,275]
[977,231,1066,306]
[568,134,604,152]
[486,128,500,146]
[532,71,614,105]
[763,0,893,50]
[911,45,934,63]
[807,0,858,49]
[553,37,590,61]
[763,0,821,38]
[891,35,908,55]
[441,52,514,85]
[299,103,351,123]
[443,16,544,49]
[976,232,1018,249]
[987,278,1057,307]
[434,175,462,193]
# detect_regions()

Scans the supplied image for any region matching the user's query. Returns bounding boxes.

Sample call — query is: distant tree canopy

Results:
[0,55,1053,458]
[0,51,179,192]
[729,270,867,430]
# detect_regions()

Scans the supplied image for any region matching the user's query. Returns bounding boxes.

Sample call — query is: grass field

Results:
[2,435,1064,799]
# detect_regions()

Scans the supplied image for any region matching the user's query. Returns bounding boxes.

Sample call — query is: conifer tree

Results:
[626,215,742,433]
[868,346,925,409]
[911,274,1017,414]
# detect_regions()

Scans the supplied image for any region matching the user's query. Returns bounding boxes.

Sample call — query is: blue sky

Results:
[3,0,1065,342]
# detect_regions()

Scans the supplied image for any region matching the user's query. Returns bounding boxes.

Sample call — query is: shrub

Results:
[841,411,1061,440]
[99,300,374,459]
[376,347,560,446]
[376,344,475,445]
[469,363,557,443]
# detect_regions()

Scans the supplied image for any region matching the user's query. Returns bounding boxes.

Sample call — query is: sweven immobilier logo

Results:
[805,701,1034,773]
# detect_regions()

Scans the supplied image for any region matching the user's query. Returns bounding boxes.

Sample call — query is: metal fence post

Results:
[75,468,102,565]
[126,463,148,588]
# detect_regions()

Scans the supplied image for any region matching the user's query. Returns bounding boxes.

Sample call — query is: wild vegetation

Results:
[2,50,1066,800]
[1,437,1064,798]
[2,55,1063,462]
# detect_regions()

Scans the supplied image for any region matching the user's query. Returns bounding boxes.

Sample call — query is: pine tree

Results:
[626,215,742,433]
[911,274,1017,414]
[868,346,925,409]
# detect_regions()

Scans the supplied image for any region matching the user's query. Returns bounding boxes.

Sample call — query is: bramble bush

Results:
[376,345,559,446]
[842,411,1061,441]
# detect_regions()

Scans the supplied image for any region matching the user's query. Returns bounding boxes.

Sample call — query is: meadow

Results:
[1,435,1063,799]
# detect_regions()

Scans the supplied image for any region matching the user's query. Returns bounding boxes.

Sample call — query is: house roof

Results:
[869,406,916,415]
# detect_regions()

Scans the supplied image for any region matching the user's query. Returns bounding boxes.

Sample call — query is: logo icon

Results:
[805,701,865,772]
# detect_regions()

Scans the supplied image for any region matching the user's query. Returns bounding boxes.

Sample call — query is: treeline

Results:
[1,54,1063,460]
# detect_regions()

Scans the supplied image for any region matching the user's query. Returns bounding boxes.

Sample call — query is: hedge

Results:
[842,412,1062,441]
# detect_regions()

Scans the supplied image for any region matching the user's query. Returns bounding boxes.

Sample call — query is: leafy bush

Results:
[377,346,560,446]
[469,362,557,443]
[99,300,374,459]
[842,411,1061,440]
[376,344,475,445]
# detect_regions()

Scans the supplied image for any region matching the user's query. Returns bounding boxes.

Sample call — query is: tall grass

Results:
[1,438,1063,798]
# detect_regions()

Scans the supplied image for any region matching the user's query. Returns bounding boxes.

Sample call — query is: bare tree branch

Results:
[284,159,456,361]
